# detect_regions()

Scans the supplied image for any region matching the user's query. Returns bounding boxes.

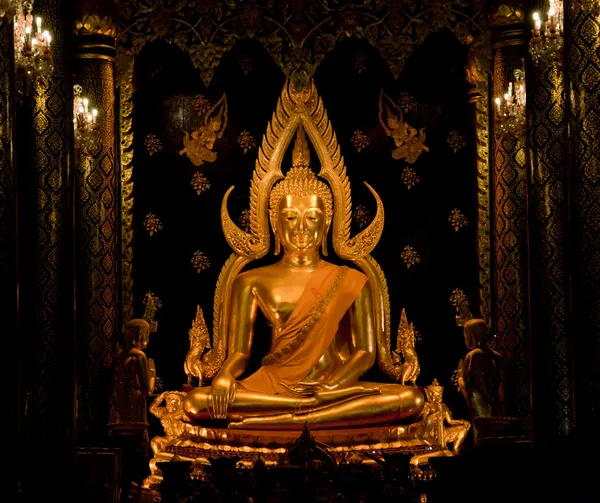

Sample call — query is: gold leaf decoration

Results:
[192,94,211,116]
[143,213,163,235]
[239,209,251,233]
[401,245,421,268]
[238,130,257,153]
[398,91,416,112]
[447,130,466,153]
[144,134,163,156]
[449,208,468,231]
[191,172,210,195]
[351,129,370,152]
[401,166,420,189]
[143,291,163,309]
[450,288,469,308]
[191,250,210,273]
[353,204,372,229]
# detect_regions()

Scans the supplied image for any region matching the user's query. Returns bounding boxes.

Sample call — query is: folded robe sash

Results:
[240,262,368,395]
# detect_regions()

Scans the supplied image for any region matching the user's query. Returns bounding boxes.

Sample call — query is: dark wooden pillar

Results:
[489,6,531,429]
[73,0,119,444]
[16,0,76,499]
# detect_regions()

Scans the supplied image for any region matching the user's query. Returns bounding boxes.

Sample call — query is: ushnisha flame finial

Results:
[292,124,310,168]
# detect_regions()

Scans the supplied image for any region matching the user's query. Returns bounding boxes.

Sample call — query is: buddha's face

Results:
[277,194,327,253]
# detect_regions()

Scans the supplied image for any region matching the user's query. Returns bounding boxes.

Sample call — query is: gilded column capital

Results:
[488,2,527,48]
[74,0,117,61]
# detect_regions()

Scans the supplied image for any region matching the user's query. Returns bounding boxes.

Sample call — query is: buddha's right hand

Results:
[210,371,237,419]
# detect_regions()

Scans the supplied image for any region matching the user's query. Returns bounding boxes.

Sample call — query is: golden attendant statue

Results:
[150,80,468,468]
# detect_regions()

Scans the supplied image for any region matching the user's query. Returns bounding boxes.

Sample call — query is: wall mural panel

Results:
[130,33,480,417]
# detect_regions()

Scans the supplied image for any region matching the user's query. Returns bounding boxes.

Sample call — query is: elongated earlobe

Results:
[274,234,281,255]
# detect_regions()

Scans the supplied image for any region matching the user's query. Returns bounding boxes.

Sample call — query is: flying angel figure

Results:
[180,93,228,167]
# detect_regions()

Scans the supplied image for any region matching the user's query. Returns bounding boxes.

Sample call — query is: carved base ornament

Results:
[148,80,468,480]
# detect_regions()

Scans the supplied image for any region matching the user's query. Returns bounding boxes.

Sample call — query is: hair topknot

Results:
[269,167,333,222]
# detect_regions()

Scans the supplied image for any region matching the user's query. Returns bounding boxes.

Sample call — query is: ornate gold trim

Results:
[118,51,135,322]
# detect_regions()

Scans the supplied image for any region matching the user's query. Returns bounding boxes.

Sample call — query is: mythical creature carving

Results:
[180,93,228,167]
[379,90,429,164]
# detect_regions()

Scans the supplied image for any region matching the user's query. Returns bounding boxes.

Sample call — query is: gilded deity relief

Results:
[180,93,228,167]
[378,90,429,164]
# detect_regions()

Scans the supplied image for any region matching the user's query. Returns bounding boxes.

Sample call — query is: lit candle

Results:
[83,98,89,114]
[25,25,32,49]
[508,82,513,97]
[495,97,501,114]
[92,109,98,123]
[534,18,541,32]
[36,17,42,34]
[78,106,84,116]
[43,31,50,47]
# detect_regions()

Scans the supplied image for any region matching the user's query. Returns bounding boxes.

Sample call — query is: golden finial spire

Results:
[292,124,310,168]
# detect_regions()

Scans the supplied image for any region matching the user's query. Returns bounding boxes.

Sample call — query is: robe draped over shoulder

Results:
[240,262,368,395]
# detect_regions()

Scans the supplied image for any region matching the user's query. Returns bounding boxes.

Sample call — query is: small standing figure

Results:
[109,302,158,499]
[456,318,504,421]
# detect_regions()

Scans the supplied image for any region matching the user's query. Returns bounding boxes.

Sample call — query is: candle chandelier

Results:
[13,1,53,95]
[494,62,526,137]
[73,84,100,153]
[530,0,564,68]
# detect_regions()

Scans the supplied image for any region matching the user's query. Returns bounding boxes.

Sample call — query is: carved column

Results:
[73,0,119,443]
[489,4,531,426]
[567,5,600,441]
[527,0,574,444]
[16,0,76,498]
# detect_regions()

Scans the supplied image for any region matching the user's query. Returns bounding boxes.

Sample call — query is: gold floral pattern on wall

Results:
[351,130,370,151]
[447,130,466,153]
[192,94,212,116]
[450,288,469,308]
[144,213,163,235]
[191,172,210,195]
[143,291,163,309]
[401,245,421,268]
[448,208,468,231]
[191,250,211,273]
[401,166,420,190]
[238,130,257,153]
[144,134,163,156]
[353,204,372,229]
[398,91,416,112]
[239,209,251,233]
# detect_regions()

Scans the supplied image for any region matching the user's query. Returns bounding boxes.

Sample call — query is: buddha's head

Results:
[269,127,333,256]
[124,319,151,350]
[463,318,489,350]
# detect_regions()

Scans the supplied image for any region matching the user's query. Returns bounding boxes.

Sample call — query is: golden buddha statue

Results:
[150,80,463,467]
[183,158,424,428]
